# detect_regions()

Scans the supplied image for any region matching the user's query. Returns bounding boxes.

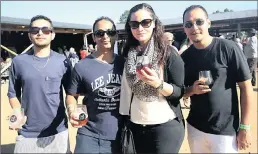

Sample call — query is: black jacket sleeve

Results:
[164,47,185,101]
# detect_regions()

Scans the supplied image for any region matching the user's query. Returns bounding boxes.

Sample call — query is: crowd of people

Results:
[1,50,12,84]
[2,3,257,154]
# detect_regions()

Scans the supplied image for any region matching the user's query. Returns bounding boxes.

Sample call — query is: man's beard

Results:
[34,43,50,48]
[193,39,201,43]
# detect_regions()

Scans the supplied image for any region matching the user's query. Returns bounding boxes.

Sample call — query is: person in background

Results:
[66,16,124,154]
[88,44,95,54]
[1,50,12,84]
[235,38,243,51]
[7,15,71,153]
[68,47,79,68]
[163,32,179,52]
[57,46,63,54]
[244,28,257,86]
[172,39,181,51]
[181,5,253,153]
[79,45,89,59]
[63,45,69,57]
[232,34,236,41]
[117,40,125,55]
[219,35,225,39]
[242,37,249,48]
[178,37,193,55]
[119,3,185,153]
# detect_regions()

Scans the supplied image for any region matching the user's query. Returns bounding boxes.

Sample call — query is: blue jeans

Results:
[74,134,120,154]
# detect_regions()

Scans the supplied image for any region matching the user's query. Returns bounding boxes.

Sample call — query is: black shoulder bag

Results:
[120,93,136,154]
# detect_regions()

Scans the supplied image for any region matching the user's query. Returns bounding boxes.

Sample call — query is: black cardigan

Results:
[163,46,185,121]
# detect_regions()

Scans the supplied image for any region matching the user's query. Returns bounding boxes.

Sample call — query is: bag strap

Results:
[129,93,134,116]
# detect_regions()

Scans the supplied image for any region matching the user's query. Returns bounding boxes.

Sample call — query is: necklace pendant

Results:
[45,76,49,81]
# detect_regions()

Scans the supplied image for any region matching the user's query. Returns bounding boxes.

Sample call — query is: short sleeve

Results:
[230,44,251,82]
[7,60,22,99]
[66,64,85,95]
[62,58,72,92]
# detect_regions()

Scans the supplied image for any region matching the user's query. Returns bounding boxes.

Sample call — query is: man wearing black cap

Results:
[244,28,257,86]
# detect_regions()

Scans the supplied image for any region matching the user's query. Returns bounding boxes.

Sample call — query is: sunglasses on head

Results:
[29,27,53,35]
[184,19,205,29]
[94,29,117,38]
[129,19,153,29]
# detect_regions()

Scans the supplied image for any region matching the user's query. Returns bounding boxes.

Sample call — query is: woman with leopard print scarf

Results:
[119,3,185,154]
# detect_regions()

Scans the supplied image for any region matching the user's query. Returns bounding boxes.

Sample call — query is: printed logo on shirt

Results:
[98,86,120,98]
[91,73,121,111]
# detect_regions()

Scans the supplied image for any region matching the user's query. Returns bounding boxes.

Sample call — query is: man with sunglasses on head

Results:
[7,15,71,153]
[66,16,124,153]
[181,5,254,153]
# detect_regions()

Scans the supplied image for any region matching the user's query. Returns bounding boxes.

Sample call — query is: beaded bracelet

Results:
[239,124,251,130]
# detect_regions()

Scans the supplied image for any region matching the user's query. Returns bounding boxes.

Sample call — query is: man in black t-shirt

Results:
[181,5,254,153]
[66,16,124,154]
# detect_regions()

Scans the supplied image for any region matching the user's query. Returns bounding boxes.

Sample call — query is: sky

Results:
[1,1,257,25]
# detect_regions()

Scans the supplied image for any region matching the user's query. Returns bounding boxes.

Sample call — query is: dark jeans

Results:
[247,58,257,86]
[74,133,120,154]
[130,118,185,153]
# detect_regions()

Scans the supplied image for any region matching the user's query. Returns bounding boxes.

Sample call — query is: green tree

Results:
[213,10,220,14]
[118,10,129,24]
[213,9,233,14]
[224,8,230,12]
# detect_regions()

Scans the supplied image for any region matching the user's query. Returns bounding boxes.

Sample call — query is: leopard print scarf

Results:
[125,37,160,102]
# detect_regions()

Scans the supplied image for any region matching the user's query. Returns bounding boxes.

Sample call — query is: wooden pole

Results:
[21,44,34,54]
[84,31,93,48]
[1,45,17,56]
[1,44,34,74]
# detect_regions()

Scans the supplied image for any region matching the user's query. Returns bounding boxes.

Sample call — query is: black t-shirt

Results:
[181,38,251,135]
[67,54,125,140]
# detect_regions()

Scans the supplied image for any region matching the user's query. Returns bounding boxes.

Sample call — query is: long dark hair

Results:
[122,3,167,65]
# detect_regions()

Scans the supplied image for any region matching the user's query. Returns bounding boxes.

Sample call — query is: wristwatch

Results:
[156,80,164,90]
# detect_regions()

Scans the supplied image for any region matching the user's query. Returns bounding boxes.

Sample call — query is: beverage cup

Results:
[71,104,88,127]
[9,108,26,130]
[136,56,151,74]
[199,70,213,86]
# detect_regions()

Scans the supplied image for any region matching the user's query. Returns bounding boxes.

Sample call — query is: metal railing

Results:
[1,44,34,74]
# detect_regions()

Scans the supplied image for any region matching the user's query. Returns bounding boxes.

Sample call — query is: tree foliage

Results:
[212,8,233,14]
[118,10,129,24]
